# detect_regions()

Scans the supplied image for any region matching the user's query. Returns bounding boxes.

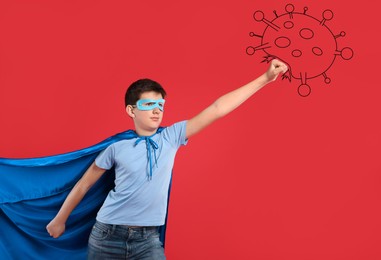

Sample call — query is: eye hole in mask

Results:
[136,99,165,111]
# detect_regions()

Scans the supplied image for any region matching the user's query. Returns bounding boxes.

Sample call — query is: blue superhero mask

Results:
[136,99,165,111]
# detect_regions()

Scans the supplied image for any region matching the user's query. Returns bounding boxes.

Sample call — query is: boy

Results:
[46,59,287,259]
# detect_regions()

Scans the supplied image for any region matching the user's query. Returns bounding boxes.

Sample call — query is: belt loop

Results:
[111,224,116,235]
[143,227,148,239]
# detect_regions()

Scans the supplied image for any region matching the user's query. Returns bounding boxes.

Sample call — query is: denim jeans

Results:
[88,221,166,259]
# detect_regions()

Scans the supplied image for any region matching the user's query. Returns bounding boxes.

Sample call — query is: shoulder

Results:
[99,138,137,156]
[161,121,187,135]
[159,121,188,146]
[163,120,187,130]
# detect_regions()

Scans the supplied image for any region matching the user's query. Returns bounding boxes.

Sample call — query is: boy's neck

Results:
[135,128,158,137]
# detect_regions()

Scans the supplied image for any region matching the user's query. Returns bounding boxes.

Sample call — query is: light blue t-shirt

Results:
[95,121,188,226]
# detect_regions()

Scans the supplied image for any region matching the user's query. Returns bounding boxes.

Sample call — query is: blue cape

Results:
[0,128,171,259]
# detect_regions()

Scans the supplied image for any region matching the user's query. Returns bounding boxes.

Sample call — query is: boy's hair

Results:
[124,78,167,107]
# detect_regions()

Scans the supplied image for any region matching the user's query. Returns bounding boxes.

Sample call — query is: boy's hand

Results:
[265,59,288,82]
[46,218,65,238]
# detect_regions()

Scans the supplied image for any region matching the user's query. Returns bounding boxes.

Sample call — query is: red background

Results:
[1,0,380,259]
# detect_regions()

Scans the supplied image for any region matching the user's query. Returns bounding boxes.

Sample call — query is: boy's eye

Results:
[136,99,165,110]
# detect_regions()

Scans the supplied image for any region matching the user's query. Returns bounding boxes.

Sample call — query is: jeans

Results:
[88,221,166,260]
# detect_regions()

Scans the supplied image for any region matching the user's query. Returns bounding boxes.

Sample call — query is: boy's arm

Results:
[46,162,106,238]
[186,59,287,139]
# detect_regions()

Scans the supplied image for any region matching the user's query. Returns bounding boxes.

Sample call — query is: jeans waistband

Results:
[95,221,158,239]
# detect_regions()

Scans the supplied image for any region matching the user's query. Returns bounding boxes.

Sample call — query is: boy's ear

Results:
[126,105,135,118]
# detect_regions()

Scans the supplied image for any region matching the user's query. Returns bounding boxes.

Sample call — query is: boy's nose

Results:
[152,107,161,114]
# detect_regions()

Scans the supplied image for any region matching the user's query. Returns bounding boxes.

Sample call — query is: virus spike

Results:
[334,31,346,39]
[322,72,331,84]
[261,55,276,63]
[246,43,271,55]
[337,47,354,60]
[285,4,295,19]
[320,9,334,26]
[264,19,280,31]
[300,72,307,85]
[249,32,263,38]
[254,10,280,31]
[282,71,292,82]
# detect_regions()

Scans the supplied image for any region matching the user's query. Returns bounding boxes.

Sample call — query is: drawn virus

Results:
[246,4,354,97]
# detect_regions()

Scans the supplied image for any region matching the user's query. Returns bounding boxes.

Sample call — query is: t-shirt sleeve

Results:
[163,120,188,148]
[95,144,115,170]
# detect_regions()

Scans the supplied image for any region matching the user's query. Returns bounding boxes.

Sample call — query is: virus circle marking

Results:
[246,4,354,97]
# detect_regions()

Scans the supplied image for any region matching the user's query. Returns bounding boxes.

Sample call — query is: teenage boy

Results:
[47,59,288,259]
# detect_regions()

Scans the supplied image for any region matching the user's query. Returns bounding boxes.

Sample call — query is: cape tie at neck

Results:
[134,135,159,180]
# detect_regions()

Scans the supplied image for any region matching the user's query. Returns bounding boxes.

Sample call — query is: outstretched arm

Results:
[186,59,288,139]
[46,162,106,238]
